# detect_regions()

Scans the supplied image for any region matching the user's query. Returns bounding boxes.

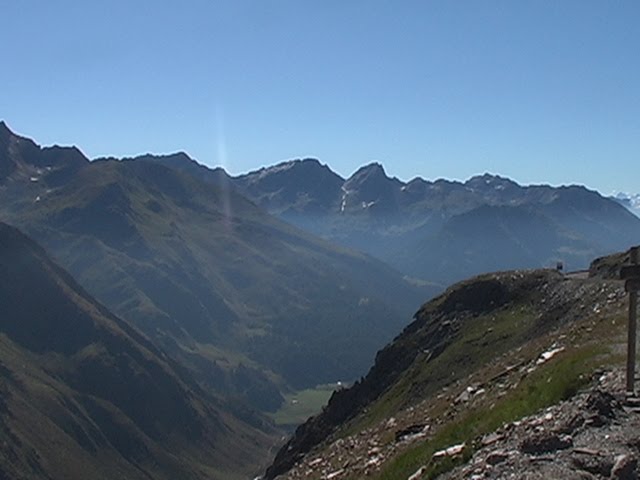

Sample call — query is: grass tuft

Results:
[373,344,603,480]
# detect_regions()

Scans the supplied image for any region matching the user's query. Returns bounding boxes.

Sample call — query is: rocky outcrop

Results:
[442,371,640,480]
[265,264,631,479]
[265,268,615,479]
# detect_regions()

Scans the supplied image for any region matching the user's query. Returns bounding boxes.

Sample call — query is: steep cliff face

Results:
[265,255,633,479]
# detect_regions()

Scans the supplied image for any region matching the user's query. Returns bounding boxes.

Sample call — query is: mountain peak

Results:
[159,151,193,162]
[0,122,84,182]
[124,151,196,165]
[234,158,344,213]
[348,161,387,178]
[0,120,16,143]
[364,161,385,170]
[344,162,392,188]
[258,159,305,176]
[341,162,404,214]
[464,173,521,195]
[466,172,518,185]
[252,157,337,179]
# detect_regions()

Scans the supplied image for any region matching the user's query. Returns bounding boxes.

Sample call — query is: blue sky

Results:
[1,1,638,193]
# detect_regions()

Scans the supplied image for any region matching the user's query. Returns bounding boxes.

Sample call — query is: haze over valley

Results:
[1,1,639,479]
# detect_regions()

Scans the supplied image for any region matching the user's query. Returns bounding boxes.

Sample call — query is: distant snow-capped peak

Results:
[612,192,640,217]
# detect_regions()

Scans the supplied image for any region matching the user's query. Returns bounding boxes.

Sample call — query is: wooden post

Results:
[622,247,640,394]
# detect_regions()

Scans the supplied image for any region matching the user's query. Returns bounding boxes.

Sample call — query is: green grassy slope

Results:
[266,257,633,479]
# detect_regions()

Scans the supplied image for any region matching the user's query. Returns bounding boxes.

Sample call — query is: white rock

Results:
[536,347,565,365]
[433,443,466,459]
[407,466,427,480]
[325,469,344,479]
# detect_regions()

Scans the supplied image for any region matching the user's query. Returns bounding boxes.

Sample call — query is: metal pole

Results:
[627,247,639,394]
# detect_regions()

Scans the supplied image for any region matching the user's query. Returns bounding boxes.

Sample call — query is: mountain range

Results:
[0,121,431,412]
[231,159,640,284]
[131,152,640,285]
[2,119,640,479]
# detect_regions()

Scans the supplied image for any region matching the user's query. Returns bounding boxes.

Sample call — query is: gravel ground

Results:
[440,369,640,480]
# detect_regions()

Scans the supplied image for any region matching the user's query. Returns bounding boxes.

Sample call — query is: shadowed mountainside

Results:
[0,222,277,480]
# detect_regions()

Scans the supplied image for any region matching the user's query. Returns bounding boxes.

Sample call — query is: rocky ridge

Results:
[266,260,633,479]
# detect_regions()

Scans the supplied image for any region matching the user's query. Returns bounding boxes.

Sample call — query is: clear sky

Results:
[1,1,638,193]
